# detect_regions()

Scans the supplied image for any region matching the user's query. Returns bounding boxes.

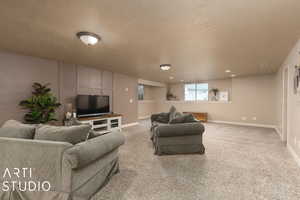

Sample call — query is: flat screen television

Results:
[76,95,110,117]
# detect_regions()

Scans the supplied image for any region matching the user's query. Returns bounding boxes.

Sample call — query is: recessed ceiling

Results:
[0,0,300,83]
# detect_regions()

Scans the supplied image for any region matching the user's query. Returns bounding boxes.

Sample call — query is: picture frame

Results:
[219,91,229,101]
[294,65,300,94]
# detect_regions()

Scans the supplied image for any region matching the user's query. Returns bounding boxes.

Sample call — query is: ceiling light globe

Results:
[77,32,101,46]
[160,64,171,71]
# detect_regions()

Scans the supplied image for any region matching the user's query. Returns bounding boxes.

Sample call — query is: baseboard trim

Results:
[287,144,300,168]
[207,120,276,129]
[275,127,283,140]
[138,115,151,120]
[122,122,139,128]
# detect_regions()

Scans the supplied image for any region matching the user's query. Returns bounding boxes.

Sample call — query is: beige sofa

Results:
[0,121,125,200]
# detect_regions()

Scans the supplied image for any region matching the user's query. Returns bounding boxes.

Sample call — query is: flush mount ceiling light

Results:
[76,31,101,46]
[225,70,231,73]
[160,64,171,71]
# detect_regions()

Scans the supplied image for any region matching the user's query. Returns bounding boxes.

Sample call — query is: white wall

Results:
[156,75,276,126]
[0,51,138,125]
[138,85,163,119]
[169,79,232,101]
[276,39,300,163]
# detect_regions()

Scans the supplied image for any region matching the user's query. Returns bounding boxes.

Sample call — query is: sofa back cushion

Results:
[170,114,198,124]
[0,127,33,139]
[1,120,35,139]
[35,125,91,144]
[183,114,198,123]
[169,115,185,124]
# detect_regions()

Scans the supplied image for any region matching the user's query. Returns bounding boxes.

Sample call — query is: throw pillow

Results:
[169,106,176,114]
[2,120,35,139]
[175,112,182,118]
[168,106,177,123]
[183,114,198,123]
[35,125,91,144]
[0,127,34,139]
[87,130,99,140]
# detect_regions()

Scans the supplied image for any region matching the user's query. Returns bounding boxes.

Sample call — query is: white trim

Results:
[281,66,289,142]
[208,120,276,129]
[138,100,156,103]
[122,122,139,128]
[275,126,282,139]
[287,144,300,168]
[138,79,166,87]
[138,115,151,120]
[163,100,232,104]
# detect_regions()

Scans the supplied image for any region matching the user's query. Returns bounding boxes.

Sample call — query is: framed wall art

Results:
[293,65,300,95]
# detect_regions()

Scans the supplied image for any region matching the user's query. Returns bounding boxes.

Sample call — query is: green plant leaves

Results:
[19,83,61,124]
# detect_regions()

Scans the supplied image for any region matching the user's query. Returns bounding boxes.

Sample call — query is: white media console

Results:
[78,114,122,135]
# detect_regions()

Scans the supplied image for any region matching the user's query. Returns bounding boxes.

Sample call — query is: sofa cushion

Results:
[1,120,35,139]
[0,127,33,139]
[155,122,205,137]
[35,125,91,144]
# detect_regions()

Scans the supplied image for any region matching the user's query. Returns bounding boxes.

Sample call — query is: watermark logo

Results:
[1,168,51,192]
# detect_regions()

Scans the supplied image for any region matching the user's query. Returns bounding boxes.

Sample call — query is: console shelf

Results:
[78,114,122,135]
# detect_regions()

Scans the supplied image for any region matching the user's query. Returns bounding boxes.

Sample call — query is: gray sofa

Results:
[0,120,125,200]
[151,106,205,155]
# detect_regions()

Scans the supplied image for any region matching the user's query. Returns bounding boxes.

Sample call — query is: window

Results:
[196,83,209,100]
[184,83,208,101]
[184,84,196,101]
[138,84,144,100]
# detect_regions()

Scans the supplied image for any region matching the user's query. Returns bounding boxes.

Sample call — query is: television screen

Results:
[76,95,110,117]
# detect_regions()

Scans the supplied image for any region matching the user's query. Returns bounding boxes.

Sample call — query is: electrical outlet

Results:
[252,117,257,121]
[241,117,247,121]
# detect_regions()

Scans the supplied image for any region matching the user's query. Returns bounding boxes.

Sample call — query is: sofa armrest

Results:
[64,131,125,169]
[155,122,205,137]
[0,137,73,192]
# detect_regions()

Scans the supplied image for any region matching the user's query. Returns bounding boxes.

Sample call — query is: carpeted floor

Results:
[93,121,300,200]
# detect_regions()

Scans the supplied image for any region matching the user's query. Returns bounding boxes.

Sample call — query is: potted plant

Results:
[19,82,61,124]
[209,88,219,101]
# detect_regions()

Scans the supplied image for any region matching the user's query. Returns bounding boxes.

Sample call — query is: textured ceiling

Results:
[0,0,300,83]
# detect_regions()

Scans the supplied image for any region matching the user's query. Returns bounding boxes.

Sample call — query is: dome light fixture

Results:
[76,31,101,46]
[160,64,171,71]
